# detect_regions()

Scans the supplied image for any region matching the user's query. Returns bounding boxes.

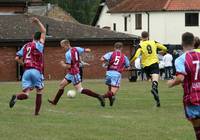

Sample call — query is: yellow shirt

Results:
[194,49,200,52]
[130,40,167,67]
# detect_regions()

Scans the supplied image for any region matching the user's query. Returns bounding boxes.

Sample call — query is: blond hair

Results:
[60,39,70,45]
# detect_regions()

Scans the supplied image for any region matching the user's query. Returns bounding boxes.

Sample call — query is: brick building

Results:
[0,1,138,81]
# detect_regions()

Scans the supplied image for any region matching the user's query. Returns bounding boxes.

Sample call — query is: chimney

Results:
[102,26,111,30]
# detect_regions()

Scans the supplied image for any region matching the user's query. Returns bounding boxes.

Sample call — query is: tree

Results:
[44,0,101,24]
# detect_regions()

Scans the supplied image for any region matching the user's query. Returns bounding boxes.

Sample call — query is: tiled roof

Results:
[106,0,124,9]
[109,0,200,13]
[166,0,200,11]
[0,15,136,41]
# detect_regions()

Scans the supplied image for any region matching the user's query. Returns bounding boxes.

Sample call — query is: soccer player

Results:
[130,31,167,107]
[9,17,46,116]
[100,42,130,106]
[194,37,200,49]
[167,32,200,140]
[48,39,105,107]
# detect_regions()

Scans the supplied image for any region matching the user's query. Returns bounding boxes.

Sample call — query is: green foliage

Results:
[44,0,101,24]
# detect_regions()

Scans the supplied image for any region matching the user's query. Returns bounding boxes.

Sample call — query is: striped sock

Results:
[103,91,113,98]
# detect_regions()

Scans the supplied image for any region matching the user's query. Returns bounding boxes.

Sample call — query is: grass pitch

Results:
[0,80,195,140]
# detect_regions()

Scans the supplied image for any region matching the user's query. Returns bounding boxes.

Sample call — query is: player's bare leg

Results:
[75,83,105,107]
[190,119,200,140]
[9,89,30,108]
[35,89,43,116]
[151,74,160,107]
[103,86,118,106]
[48,79,70,105]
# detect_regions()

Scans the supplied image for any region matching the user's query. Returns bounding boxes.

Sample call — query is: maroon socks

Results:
[81,89,100,98]
[103,91,114,98]
[52,89,64,105]
[35,94,42,115]
[194,126,200,140]
[16,93,28,100]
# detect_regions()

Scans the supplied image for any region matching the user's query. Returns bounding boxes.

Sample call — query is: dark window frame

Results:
[185,13,199,27]
[124,16,128,31]
[135,13,142,30]
[113,23,116,31]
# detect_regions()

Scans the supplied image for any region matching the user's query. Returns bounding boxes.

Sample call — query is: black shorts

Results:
[143,63,159,78]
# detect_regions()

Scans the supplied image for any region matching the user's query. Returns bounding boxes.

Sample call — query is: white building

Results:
[92,0,200,46]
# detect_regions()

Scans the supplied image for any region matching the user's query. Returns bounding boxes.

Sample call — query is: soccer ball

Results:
[67,90,76,98]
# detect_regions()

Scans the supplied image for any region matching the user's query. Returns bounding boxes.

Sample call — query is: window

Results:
[135,14,142,29]
[185,13,199,26]
[113,23,116,31]
[124,16,127,31]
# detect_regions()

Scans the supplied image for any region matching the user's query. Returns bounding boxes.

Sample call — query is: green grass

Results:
[0,80,195,140]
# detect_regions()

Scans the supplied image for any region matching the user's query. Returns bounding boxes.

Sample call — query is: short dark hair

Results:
[194,37,200,49]
[141,31,149,38]
[182,32,194,47]
[114,42,123,49]
[34,31,41,40]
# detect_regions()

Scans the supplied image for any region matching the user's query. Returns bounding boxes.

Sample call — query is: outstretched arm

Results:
[167,74,184,88]
[81,61,90,66]
[130,48,141,63]
[32,17,46,44]
[156,41,167,52]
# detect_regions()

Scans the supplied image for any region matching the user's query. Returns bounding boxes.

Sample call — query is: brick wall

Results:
[44,41,133,80]
[0,41,134,81]
[44,46,66,80]
[0,47,17,81]
[0,7,25,13]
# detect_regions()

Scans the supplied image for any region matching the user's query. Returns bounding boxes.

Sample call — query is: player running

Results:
[9,17,46,115]
[167,32,200,140]
[130,31,167,107]
[48,39,105,107]
[101,42,130,106]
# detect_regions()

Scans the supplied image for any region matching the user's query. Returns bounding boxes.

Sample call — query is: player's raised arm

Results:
[76,47,91,55]
[32,17,46,44]
[155,41,167,52]
[130,47,141,63]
